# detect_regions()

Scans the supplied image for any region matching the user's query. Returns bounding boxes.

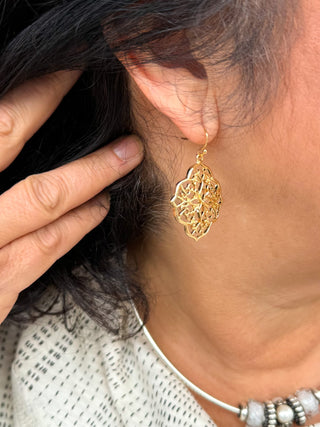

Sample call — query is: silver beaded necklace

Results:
[132,304,320,427]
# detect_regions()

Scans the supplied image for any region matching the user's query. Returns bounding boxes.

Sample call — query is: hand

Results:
[0,71,144,324]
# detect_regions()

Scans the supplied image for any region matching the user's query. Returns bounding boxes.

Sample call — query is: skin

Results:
[2,2,319,426]
[0,70,144,325]
[126,1,320,426]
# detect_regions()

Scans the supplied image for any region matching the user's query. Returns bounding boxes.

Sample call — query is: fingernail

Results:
[112,136,143,161]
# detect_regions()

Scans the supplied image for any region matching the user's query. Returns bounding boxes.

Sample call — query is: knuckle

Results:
[0,106,15,137]
[23,174,68,217]
[33,224,62,254]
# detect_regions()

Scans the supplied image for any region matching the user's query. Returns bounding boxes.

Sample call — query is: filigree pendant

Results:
[170,160,222,241]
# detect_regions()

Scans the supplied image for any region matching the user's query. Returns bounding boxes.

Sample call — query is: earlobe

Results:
[121,54,219,145]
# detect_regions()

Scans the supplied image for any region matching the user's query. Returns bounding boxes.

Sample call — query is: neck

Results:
[131,199,320,425]
[129,83,320,425]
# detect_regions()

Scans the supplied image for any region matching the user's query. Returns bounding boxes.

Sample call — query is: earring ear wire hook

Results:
[197,130,209,164]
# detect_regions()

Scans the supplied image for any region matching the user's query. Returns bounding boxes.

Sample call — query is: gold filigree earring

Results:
[170,130,222,241]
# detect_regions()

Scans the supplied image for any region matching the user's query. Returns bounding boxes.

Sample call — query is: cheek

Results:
[251,0,320,215]
[285,0,320,154]
[227,83,320,231]
[270,8,320,209]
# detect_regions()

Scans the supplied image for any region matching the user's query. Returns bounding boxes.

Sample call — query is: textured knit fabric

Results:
[0,291,216,427]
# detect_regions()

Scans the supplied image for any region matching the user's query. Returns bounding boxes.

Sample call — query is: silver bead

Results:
[276,404,294,424]
[245,400,265,427]
[287,396,307,425]
[299,415,307,424]
[239,404,248,422]
[297,389,320,418]
[264,401,278,427]
[313,389,320,403]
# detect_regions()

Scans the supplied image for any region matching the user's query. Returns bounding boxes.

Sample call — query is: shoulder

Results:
[0,289,216,427]
[0,288,134,426]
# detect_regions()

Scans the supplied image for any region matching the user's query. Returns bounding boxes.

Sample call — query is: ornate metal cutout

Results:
[171,160,222,241]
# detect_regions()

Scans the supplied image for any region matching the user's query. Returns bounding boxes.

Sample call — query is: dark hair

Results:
[0,0,296,335]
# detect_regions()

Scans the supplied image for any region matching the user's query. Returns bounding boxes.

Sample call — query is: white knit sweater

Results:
[0,292,216,427]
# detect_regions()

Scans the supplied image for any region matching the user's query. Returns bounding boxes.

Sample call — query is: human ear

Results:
[121,55,219,145]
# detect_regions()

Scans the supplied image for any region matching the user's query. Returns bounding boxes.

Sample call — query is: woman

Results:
[1,0,319,426]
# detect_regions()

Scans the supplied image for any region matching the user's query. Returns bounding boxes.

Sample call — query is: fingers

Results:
[0,192,109,323]
[0,70,81,171]
[0,135,144,248]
